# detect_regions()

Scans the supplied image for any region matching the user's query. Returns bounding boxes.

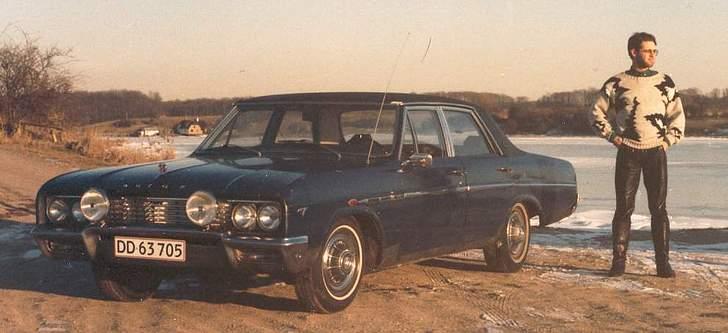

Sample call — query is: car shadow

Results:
[417,249,661,278]
[524,262,659,278]
[154,279,305,312]
[0,218,105,300]
[416,256,487,272]
[0,218,306,312]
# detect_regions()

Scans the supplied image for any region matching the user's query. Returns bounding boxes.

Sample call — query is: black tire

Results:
[485,203,531,273]
[295,217,364,313]
[92,263,162,302]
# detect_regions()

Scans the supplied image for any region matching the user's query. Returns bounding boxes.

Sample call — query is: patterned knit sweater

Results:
[588,70,686,149]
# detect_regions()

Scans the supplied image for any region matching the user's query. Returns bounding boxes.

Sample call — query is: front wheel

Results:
[295,218,364,313]
[485,203,531,273]
[92,263,162,302]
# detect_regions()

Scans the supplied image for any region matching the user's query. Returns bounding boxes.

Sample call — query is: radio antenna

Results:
[367,32,410,166]
[421,37,431,62]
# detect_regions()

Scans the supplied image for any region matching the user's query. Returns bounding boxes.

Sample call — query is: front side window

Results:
[340,109,396,156]
[443,110,492,156]
[276,110,313,143]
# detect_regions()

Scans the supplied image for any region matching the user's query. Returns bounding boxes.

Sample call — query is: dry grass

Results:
[1,127,175,165]
[83,115,222,137]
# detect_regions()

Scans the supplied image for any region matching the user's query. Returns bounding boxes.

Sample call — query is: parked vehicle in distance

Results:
[32,93,577,312]
[133,127,160,137]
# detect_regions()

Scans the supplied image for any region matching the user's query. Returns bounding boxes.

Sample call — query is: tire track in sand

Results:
[421,267,524,330]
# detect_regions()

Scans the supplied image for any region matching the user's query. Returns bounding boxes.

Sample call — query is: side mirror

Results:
[400,153,433,171]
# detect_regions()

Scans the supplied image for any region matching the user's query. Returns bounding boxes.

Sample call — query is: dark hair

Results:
[628,32,657,58]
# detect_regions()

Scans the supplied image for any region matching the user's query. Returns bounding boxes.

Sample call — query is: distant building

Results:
[174,119,207,136]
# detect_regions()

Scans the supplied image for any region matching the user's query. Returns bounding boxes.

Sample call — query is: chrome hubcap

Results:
[322,229,360,296]
[506,208,528,262]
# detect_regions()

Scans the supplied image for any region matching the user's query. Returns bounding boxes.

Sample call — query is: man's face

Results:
[631,41,658,69]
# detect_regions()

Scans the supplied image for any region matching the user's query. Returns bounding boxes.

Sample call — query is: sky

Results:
[3,0,728,101]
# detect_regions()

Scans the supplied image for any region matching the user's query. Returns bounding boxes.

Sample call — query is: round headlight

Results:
[80,189,109,222]
[232,204,257,230]
[186,191,217,226]
[72,201,86,222]
[47,198,69,223]
[257,205,281,232]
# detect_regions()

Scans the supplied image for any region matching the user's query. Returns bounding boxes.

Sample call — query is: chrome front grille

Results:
[108,197,229,226]
[143,198,188,224]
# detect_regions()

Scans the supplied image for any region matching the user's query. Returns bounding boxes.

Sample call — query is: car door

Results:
[395,106,466,259]
[441,107,514,246]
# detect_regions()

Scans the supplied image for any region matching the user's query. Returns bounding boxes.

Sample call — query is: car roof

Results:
[235,92,478,109]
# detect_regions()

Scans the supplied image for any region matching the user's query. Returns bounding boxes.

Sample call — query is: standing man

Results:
[588,32,685,278]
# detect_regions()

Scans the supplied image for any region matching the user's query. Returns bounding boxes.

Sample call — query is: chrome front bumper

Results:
[31,225,310,274]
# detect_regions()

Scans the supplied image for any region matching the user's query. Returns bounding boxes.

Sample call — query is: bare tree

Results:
[1,29,74,134]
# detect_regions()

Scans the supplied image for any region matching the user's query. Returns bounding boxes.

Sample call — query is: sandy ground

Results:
[1,145,727,333]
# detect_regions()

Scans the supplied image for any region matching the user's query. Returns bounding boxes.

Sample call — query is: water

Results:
[137,135,728,230]
[512,136,728,230]
[123,135,205,158]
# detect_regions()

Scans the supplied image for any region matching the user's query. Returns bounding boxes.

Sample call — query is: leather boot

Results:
[610,148,639,277]
[608,243,627,277]
[645,147,675,278]
[653,217,676,278]
[656,260,675,278]
[609,224,629,277]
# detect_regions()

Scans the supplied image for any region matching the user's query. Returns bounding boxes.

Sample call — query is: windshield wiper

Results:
[198,144,263,157]
[276,141,342,161]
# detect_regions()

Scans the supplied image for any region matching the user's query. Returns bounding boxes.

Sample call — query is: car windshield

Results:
[195,104,398,160]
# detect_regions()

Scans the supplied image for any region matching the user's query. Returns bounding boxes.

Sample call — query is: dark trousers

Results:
[612,146,671,263]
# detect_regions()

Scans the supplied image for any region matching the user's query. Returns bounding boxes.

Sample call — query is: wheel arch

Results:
[511,194,542,226]
[328,207,384,272]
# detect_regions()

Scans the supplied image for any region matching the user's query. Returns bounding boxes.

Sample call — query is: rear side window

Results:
[444,110,492,156]
[405,109,445,158]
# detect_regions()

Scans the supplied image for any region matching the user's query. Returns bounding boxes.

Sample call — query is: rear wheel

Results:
[485,203,530,272]
[295,218,364,313]
[92,263,162,301]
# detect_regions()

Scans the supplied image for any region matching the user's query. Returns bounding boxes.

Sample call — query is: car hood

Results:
[40,156,324,199]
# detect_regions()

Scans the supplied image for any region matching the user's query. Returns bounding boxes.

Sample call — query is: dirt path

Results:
[0,146,79,223]
[1,146,727,332]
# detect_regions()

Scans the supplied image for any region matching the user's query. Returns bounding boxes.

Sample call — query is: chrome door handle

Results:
[496,167,512,173]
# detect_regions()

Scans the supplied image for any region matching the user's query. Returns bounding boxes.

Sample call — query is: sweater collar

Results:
[625,68,658,77]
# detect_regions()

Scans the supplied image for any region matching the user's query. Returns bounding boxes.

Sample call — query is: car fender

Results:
[304,205,385,271]
[510,194,542,226]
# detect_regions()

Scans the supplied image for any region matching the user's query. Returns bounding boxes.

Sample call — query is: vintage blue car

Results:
[32,92,577,312]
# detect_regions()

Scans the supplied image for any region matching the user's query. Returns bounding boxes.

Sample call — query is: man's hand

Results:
[613,136,623,147]
[660,141,669,151]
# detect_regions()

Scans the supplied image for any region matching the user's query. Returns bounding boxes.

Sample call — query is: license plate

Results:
[114,236,186,262]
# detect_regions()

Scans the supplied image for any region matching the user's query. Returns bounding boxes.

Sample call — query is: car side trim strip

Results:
[222,235,309,248]
[515,183,577,187]
[468,183,576,192]
[358,188,455,204]
[357,182,576,204]
[467,184,511,192]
